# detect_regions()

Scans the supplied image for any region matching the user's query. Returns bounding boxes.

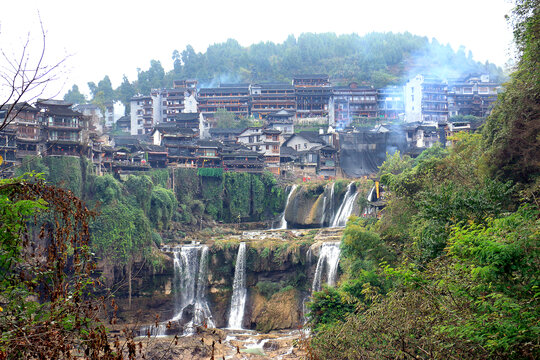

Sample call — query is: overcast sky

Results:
[1,0,515,99]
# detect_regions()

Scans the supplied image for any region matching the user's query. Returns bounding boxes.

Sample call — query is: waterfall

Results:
[331,182,359,228]
[278,185,297,230]
[142,245,214,336]
[228,242,247,329]
[311,242,341,292]
[320,183,335,226]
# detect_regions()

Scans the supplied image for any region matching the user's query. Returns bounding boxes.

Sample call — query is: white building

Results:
[404,74,448,123]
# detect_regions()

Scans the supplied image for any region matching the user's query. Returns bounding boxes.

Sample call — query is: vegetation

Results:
[0,174,125,358]
[307,3,539,358]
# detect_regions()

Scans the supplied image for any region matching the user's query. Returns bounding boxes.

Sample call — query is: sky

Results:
[0,0,515,100]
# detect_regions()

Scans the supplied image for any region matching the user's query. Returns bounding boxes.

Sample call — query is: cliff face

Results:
[109,229,343,332]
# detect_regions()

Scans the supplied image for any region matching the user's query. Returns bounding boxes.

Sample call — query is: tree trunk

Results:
[127,260,132,310]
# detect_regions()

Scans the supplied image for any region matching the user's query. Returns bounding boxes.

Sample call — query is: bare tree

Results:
[0,14,67,131]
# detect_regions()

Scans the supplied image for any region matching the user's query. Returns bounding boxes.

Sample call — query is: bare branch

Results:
[0,13,68,132]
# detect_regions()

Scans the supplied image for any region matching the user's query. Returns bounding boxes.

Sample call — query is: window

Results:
[304,143,307,149]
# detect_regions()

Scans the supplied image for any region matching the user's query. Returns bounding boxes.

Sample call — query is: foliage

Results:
[44,156,83,197]
[124,174,153,215]
[90,202,153,265]
[255,281,281,299]
[197,167,223,178]
[483,0,540,186]
[63,84,86,104]
[92,174,122,205]
[149,186,177,230]
[0,175,123,358]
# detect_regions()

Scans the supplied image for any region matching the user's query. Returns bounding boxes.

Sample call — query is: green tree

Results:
[63,84,86,104]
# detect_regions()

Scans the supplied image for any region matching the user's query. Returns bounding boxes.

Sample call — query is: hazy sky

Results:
[1,0,514,99]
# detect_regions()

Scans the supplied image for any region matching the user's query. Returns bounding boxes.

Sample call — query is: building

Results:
[265,109,294,135]
[130,95,153,135]
[36,100,84,157]
[1,103,41,165]
[293,74,331,119]
[221,145,265,173]
[237,127,282,175]
[377,86,405,120]
[197,83,251,122]
[331,83,378,129]
[251,83,296,118]
[404,75,448,123]
[447,74,500,118]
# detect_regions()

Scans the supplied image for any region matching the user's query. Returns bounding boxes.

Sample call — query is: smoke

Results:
[403,38,502,83]
[198,73,243,88]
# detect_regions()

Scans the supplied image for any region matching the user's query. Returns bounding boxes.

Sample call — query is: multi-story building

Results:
[130,95,153,135]
[404,75,448,123]
[251,82,296,118]
[447,74,500,118]
[36,100,84,156]
[0,103,41,164]
[330,83,378,128]
[237,127,282,175]
[265,109,294,135]
[377,86,405,120]
[293,74,331,119]
[197,83,251,123]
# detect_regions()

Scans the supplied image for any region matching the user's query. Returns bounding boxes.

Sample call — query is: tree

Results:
[0,175,117,358]
[115,75,137,115]
[0,16,67,131]
[63,84,86,104]
[483,0,540,186]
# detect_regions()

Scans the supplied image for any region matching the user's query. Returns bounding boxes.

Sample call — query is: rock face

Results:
[249,288,302,332]
[283,182,363,228]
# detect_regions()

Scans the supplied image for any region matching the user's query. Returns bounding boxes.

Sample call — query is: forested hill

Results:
[65,32,505,106]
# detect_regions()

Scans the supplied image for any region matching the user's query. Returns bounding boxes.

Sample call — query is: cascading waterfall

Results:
[227,242,247,329]
[311,242,341,292]
[142,245,214,336]
[331,182,359,228]
[320,183,335,226]
[278,185,297,230]
[183,246,215,333]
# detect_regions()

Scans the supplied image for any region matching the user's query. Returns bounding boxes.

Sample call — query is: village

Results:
[0,73,500,179]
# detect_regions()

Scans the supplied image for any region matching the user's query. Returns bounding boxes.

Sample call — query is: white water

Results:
[278,185,297,230]
[320,183,336,226]
[311,242,341,292]
[331,182,359,228]
[228,242,247,329]
[142,245,214,336]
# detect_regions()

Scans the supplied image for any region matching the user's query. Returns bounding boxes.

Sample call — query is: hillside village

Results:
[0,73,499,179]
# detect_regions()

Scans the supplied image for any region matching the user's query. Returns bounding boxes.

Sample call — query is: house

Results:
[265,109,294,135]
[221,145,265,173]
[209,128,243,145]
[293,74,331,119]
[447,74,500,118]
[197,83,251,123]
[330,83,378,129]
[237,127,283,174]
[404,75,448,123]
[130,95,153,135]
[36,100,84,157]
[251,83,296,118]
[151,124,198,167]
[195,139,221,168]
[116,115,131,133]
[377,86,405,121]
[282,131,325,152]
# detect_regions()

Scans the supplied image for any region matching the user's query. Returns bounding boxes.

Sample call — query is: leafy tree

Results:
[115,75,137,115]
[0,175,120,358]
[91,202,153,308]
[63,84,87,104]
